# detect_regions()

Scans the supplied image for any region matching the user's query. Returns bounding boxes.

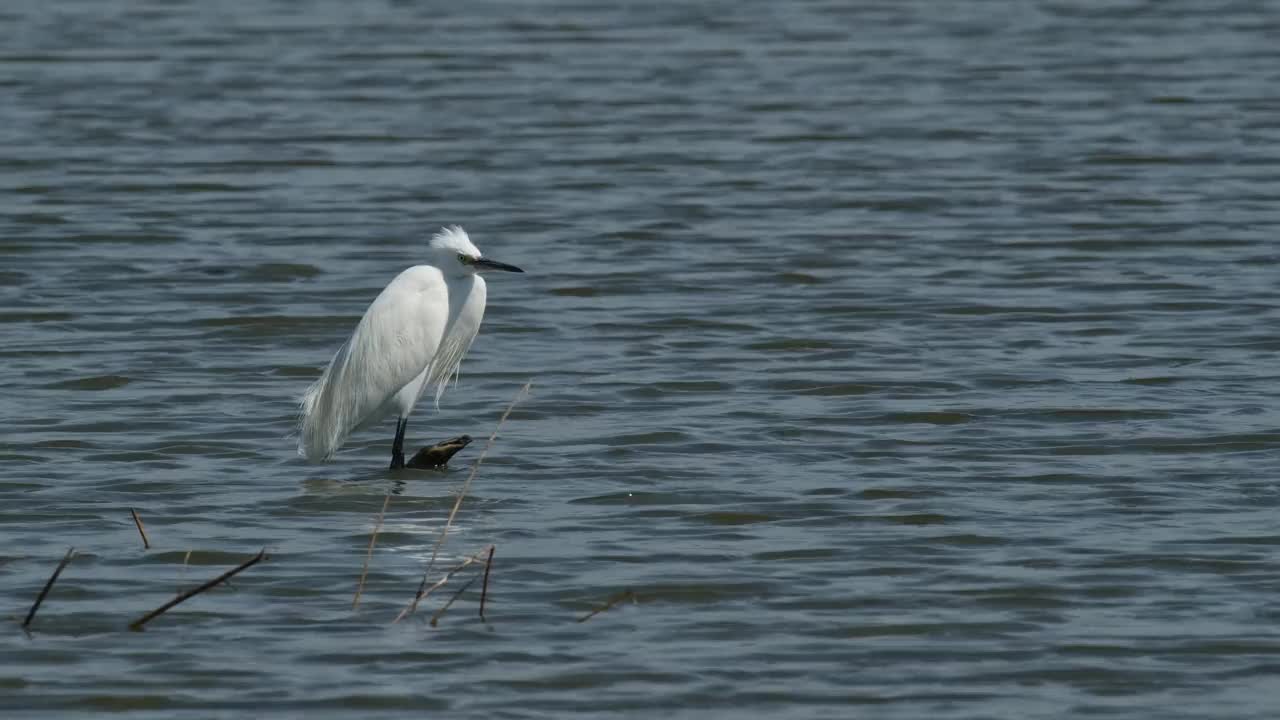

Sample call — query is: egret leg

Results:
[390,418,408,470]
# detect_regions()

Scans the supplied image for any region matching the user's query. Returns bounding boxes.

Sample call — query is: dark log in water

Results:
[406,435,472,469]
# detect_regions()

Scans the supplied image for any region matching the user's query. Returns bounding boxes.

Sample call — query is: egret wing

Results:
[298,267,450,461]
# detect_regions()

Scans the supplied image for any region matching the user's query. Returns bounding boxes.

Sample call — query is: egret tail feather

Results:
[298,341,357,462]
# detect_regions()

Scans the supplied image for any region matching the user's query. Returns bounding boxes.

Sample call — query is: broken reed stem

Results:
[130,508,151,549]
[392,547,491,624]
[22,547,76,631]
[428,382,529,572]
[397,381,530,621]
[129,548,266,631]
[179,550,192,593]
[478,545,495,620]
[576,589,637,624]
[429,573,481,627]
[352,493,392,611]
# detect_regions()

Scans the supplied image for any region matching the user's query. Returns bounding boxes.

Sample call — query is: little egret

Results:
[297,226,523,469]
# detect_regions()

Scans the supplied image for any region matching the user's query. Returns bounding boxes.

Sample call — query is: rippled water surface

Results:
[4,1,1280,717]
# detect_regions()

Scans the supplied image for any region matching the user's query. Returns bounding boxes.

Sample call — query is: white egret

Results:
[297,226,523,468]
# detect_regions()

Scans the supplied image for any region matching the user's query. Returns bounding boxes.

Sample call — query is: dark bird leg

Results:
[407,435,473,469]
[390,418,408,470]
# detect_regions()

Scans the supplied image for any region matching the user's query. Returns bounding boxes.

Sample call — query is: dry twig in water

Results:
[396,382,530,621]
[392,547,491,624]
[576,590,637,623]
[130,508,151,549]
[479,545,495,620]
[429,573,481,627]
[352,493,392,610]
[129,548,267,631]
[22,547,76,631]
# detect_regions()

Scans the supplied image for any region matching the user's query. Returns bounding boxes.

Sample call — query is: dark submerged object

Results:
[404,435,473,469]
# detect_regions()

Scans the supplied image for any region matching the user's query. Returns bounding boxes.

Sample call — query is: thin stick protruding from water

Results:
[576,590,637,623]
[129,548,267,631]
[392,547,491,624]
[180,550,192,590]
[396,381,530,622]
[430,573,481,627]
[352,493,392,610]
[478,545,495,620]
[22,547,76,631]
[130,508,151,549]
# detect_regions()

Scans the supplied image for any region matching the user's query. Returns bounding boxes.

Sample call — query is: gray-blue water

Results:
[4,1,1280,717]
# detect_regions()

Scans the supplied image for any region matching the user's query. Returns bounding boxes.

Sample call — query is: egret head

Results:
[429,226,524,276]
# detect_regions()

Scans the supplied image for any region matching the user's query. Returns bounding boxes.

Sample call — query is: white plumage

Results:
[297,226,523,466]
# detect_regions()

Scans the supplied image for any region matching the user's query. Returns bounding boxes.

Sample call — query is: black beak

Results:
[473,257,524,273]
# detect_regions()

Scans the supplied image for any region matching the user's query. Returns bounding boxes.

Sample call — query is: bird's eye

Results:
[458,253,471,264]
